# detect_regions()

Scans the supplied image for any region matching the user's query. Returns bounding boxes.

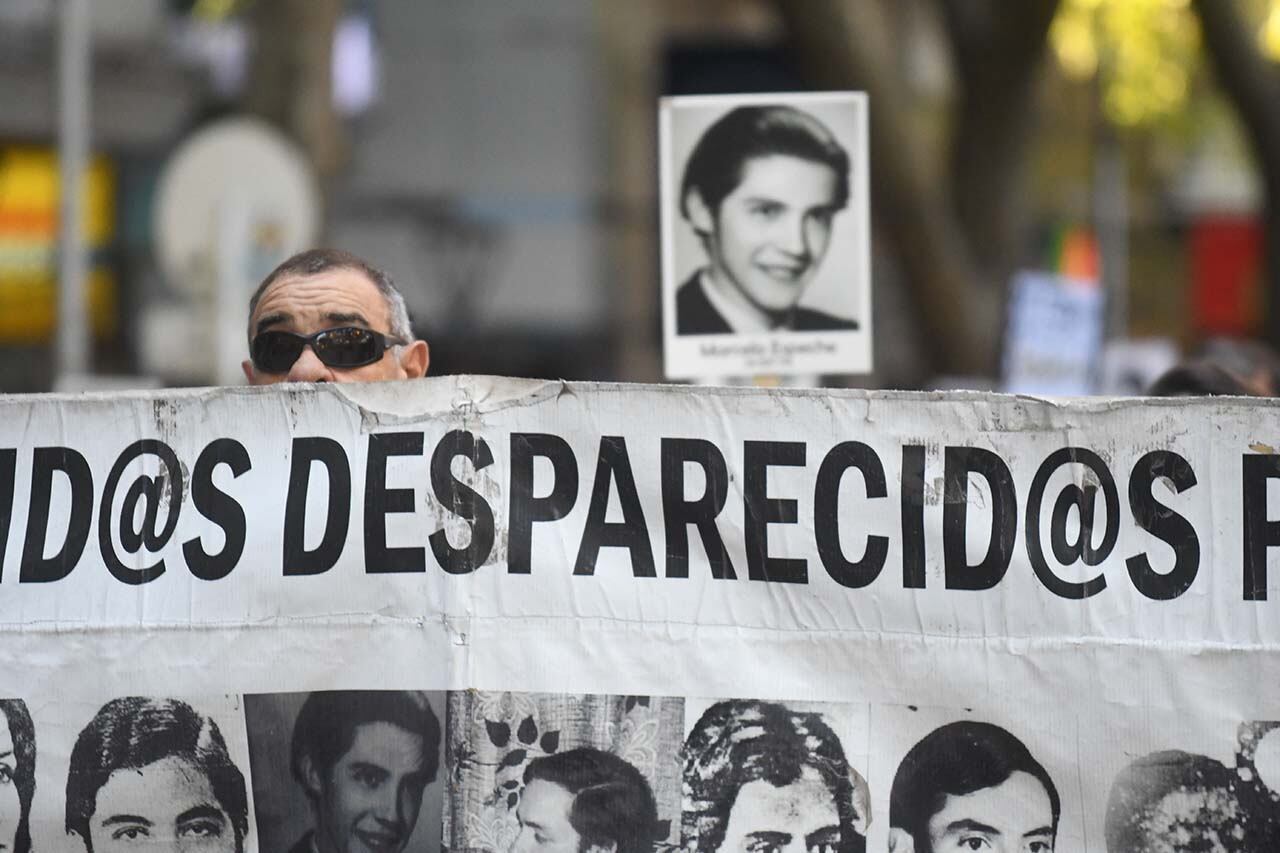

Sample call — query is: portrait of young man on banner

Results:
[244,691,444,853]
[888,721,1059,853]
[66,697,252,853]
[444,692,683,853]
[682,699,870,853]
[513,748,659,853]
[660,92,871,381]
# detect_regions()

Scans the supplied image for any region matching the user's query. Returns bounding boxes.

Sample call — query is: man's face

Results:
[924,771,1054,853]
[511,779,585,853]
[704,155,841,317]
[88,755,238,853]
[716,765,841,853]
[310,722,429,853]
[243,268,426,384]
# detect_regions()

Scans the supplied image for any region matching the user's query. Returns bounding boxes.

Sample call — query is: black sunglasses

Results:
[250,326,406,373]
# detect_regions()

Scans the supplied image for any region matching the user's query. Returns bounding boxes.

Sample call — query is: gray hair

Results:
[247,248,414,342]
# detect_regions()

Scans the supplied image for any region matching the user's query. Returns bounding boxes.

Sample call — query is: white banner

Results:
[0,376,1277,853]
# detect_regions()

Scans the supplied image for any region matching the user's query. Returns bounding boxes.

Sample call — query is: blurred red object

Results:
[1191,216,1261,336]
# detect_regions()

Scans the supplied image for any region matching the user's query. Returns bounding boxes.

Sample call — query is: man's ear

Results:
[399,340,430,379]
[300,755,323,800]
[685,189,716,236]
[887,828,916,853]
[241,359,256,384]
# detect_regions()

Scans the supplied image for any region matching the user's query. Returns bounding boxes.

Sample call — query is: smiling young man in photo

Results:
[888,721,1059,853]
[289,692,440,853]
[677,105,857,336]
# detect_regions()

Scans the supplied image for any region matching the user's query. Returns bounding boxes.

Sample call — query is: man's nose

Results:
[285,346,333,382]
[372,788,403,827]
[777,215,810,257]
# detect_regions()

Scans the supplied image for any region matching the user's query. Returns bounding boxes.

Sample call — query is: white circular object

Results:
[153,116,320,296]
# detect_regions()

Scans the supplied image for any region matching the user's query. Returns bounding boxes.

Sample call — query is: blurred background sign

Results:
[1002,270,1104,396]
[146,117,319,386]
[0,147,116,346]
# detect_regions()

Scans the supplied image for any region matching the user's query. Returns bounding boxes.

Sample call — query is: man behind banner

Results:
[243,249,429,384]
[512,748,659,853]
[888,721,1059,853]
[289,691,440,853]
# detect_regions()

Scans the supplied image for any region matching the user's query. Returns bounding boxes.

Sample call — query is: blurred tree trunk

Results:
[941,0,1060,282]
[1192,0,1280,348]
[774,0,1059,378]
[243,0,346,182]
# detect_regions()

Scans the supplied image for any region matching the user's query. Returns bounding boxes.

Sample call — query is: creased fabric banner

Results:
[0,376,1277,853]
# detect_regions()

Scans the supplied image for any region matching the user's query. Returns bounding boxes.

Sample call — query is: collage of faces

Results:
[1,692,1278,853]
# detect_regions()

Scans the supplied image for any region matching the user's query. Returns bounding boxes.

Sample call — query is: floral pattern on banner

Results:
[445,692,685,853]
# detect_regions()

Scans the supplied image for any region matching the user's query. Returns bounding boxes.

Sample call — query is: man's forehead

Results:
[731,154,840,203]
[340,720,427,766]
[928,771,1054,837]
[519,779,576,824]
[252,268,390,329]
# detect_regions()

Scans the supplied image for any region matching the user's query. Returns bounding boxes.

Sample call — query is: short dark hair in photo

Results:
[683,699,868,853]
[247,247,414,342]
[679,105,851,221]
[889,720,1061,851]
[65,697,250,853]
[523,747,659,853]
[290,691,441,798]
[0,700,35,853]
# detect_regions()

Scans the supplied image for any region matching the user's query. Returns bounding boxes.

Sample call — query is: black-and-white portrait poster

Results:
[244,692,447,853]
[867,704,1084,853]
[444,691,684,853]
[682,698,870,853]
[660,91,871,381]
[35,694,259,853]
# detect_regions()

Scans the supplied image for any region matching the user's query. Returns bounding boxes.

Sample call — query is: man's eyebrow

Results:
[255,312,290,335]
[744,832,792,844]
[325,311,371,327]
[176,805,226,825]
[1023,826,1054,839]
[350,761,389,774]
[100,815,154,828]
[943,819,1000,836]
[0,750,12,760]
[805,826,840,844]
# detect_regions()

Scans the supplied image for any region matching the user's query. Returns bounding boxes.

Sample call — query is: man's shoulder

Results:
[287,831,314,853]
[792,306,859,332]
[676,272,732,335]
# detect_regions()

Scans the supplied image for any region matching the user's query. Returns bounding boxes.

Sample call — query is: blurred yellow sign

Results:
[0,147,116,344]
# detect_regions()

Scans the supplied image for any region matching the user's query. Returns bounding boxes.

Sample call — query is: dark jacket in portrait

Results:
[288,831,315,853]
[676,272,858,335]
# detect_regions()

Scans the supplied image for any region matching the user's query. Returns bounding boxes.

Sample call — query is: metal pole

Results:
[57,0,91,380]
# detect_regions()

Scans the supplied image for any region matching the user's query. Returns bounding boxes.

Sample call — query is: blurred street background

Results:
[2,0,1279,393]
